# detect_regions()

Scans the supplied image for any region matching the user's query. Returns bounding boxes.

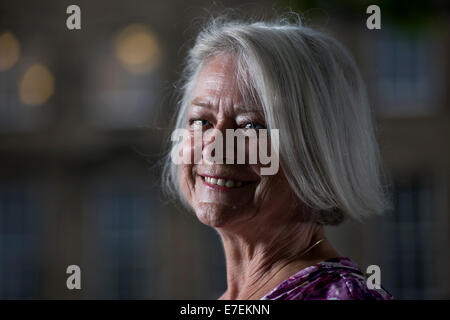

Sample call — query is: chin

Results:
[194,202,241,228]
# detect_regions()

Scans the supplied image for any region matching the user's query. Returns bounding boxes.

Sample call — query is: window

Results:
[381,175,448,299]
[370,28,444,117]
[0,181,40,298]
[83,178,159,298]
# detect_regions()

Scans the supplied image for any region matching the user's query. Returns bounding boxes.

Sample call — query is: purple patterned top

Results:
[261,257,393,300]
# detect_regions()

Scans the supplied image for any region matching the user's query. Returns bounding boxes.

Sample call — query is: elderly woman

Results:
[163,17,393,300]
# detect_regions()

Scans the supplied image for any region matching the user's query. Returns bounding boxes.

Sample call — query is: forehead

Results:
[191,54,245,107]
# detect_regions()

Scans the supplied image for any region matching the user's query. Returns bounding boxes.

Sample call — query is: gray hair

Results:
[162,16,391,225]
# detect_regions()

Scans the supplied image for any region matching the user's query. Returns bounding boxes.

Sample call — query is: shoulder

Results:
[263,258,393,300]
[302,266,393,300]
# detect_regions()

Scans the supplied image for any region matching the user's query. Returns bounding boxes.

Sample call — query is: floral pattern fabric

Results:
[261,257,393,300]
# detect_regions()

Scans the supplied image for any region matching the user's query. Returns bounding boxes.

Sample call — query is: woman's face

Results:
[179,54,295,231]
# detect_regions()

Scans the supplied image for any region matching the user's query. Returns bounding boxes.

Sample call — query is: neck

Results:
[217,220,339,300]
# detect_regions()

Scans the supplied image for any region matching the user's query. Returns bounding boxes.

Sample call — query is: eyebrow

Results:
[191,99,213,109]
[190,98,261,113]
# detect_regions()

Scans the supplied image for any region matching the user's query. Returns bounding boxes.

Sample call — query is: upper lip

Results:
[196,171,257,183]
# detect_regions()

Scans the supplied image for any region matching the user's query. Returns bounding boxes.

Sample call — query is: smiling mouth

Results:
[199,174,253,189]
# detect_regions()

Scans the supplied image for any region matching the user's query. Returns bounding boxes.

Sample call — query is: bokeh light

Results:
[0,31,21,71]
[115,24,162,74]
[19,63,55,106]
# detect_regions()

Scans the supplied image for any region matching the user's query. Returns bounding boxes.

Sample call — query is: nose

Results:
[202,117,236,164]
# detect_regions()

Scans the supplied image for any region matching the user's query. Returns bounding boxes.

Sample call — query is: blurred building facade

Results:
[0,0,449,299]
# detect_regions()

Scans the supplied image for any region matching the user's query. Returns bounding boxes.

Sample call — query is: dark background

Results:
[0,0,449,299]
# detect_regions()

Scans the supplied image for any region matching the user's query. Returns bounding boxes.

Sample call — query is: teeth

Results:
[225,180,234,187]
[203,176,244,188]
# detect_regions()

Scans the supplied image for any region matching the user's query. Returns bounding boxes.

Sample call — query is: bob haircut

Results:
[163,15,391,225]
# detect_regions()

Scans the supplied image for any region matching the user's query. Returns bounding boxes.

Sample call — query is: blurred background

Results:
[0,0,449,299]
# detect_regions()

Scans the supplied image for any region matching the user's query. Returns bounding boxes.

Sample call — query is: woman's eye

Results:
[244,122,265,130]
[191,119,211,127]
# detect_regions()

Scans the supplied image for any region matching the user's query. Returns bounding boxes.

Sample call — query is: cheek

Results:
[179,164,195,202]
[179,131,203,165]
[253,169,292,204]
[178,131,201,204]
